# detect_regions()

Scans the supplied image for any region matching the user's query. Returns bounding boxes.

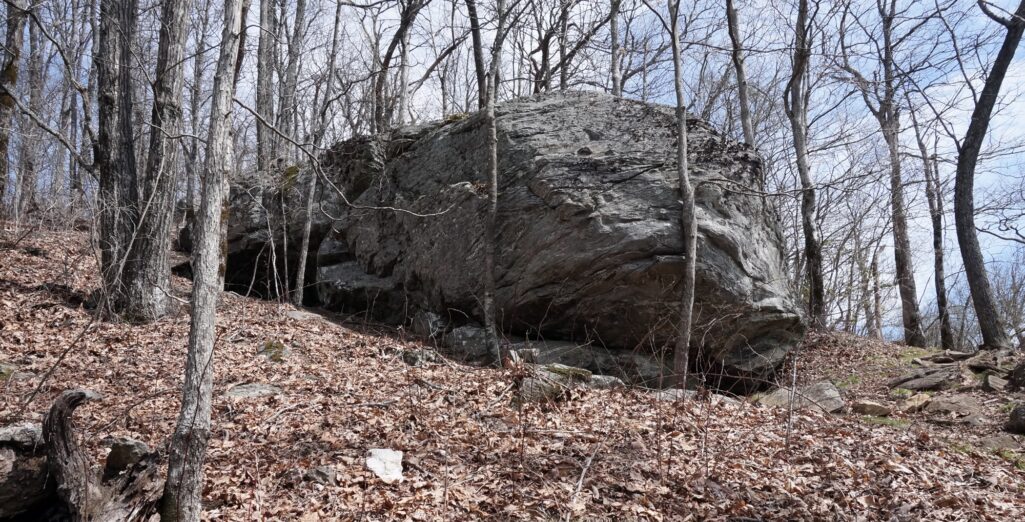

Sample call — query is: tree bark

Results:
[16,19,43,220]
[465,0,487,109]
[725,0,755,148]
[161,0,244,517]
[668,0,696,389]
[95,0,140,314]
[610,0,622,97]
[784,0,825,327]
[909,108,954,349]
[120,0,192,322]
[43,390,163,521]
[256,0,277,174]
[0,0,27,215]
[954,0,1025,350]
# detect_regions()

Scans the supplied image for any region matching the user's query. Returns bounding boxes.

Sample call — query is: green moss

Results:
[280,165,301,190]
[899,347,939,364]
[444,112,468,123]
[950,442,976,455]
[835,374,861,390]
[0,363,14,381]
[996,449,1025,471]
[260,340,288,362]
[1001,402,1019,414]
[862,415,909,429]
[889,388,913,400]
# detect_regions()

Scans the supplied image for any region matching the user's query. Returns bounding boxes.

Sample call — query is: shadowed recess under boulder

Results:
[219,92,806,390]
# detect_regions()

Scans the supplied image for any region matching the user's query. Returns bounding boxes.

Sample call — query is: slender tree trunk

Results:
[664,0,696,389]
[725,0,755,148]
[188,0,212,212]
[954,0,1025,350]
[396,27,411,126]
[278,0,306,160]
[161,0,244,517]
[0,0,27,215]
[784,0,825,327]
[120,0,192,322]
[871,243,883,339]
[16,20,43,221]
[481,0,509,363]
[465,0,487,109]
[610,0,622,97]
[292,0,342,306]
[256,0,277,173]
[909,108,954,349]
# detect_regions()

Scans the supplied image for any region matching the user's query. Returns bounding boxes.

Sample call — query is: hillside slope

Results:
[2,229,1023,520]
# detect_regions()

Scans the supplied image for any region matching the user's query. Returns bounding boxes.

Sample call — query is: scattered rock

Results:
[654,389,740,407]
[757,381,844,413]
[102,437,151,479]
[0,362,16,381]
[898,393,931,413]
[411,311,447,339]
[304,465,337,486]
[258,340,290,362]
[226,383,283,399]
[852,400,892,417]
[444,325,493,360]
[1007,405,1025,435]
[888,368,958,391]
[285,309,325,322]
[979,434,1023,452]
[589,375,626,389]
[402,348,443,367]
[925,395,984,417]
[366,449,403,483]
[0,423,51,518]
[983,374,1008,393]
[919,350,975,364]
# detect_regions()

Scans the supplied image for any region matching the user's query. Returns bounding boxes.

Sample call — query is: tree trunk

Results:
[610,0,622,97]
[161,0,244,517]
[278,0,306,160]
[784,0,825,327]
[954,0,1025,350]
[0,0,27,215]
[664,0,696,389]
[16,20,43,221]
[43,390,163,520]
[481,0,510,363]
[725,0,755,148]
[120,0,192,322]
[465,0,487,109]
[95,0,141,314]
[256,0,277,174]
[909,108,954,349]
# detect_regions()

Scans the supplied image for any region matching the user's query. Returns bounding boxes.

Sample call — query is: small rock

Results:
[983,374,1008,393]
[285,309,324,321]
[258,340,290,362]
[852,400,892,417]
[979,434,1023,452]
[0,362,17,381]
[888,368,957,391]
[925,395,983,417]
[589,375,625,389]
[366,449,403,483]
[517,374,570,404]
[757,381,844,413]
[401,348,443,367]
[411,311,447,339]
[304,465,337,486]
[226,383,283,399]
[444,325,491,360]
[899,393,931,413]
[1007,405,1025,435]
[103,437,151,478]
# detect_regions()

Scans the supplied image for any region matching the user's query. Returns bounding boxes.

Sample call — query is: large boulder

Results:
[226,92,805,389]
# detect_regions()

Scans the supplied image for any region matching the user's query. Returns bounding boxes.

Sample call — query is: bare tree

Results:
[783,0,825,327]
[0,0,27,214]
[162,0,245,517]
[725,0,754,147]
[955,0,1025,350]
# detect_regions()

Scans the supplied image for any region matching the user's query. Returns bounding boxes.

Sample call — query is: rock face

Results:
[224,92,805,389]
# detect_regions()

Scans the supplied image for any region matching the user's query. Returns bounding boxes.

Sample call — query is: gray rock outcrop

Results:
[223,92,805,389]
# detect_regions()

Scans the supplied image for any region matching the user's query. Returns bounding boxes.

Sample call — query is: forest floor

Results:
[2,228,1025,521]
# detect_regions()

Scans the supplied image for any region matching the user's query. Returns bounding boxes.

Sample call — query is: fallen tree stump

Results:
[1,390,164,521]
